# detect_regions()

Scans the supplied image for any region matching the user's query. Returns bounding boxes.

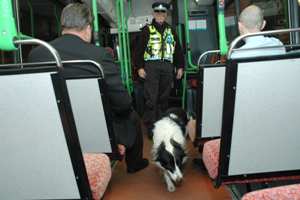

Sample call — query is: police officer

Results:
[135,1,185,137]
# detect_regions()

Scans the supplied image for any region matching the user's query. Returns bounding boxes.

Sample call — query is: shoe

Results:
[127,158,149,173]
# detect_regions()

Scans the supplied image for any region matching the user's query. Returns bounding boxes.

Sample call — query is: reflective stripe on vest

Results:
[144,25,175,63]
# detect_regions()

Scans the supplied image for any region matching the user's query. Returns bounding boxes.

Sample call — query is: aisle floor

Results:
[104,129,232,200]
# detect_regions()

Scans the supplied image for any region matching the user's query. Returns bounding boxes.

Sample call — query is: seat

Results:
[241,184,300,200]
[202,139,220,179]
[84,153,112,199]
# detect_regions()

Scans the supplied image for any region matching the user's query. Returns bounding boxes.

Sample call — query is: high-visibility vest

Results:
[144,25,175,63]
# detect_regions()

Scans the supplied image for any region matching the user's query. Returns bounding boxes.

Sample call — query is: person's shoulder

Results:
[81,43,107,57]
[28,39,57,61]
[140,23,151,32]
[267,36,284,46]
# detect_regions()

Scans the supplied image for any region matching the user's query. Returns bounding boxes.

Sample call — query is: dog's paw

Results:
[167,185,176,192]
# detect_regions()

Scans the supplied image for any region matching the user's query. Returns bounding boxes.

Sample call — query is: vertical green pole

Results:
[126,30,133,92]
[126,0,133,93]
[217,0,228,55]
[116,0,133,93]
[92,0,100,46]
[183,0,197,69]
[116,1,125,85]
[119,0,130,93]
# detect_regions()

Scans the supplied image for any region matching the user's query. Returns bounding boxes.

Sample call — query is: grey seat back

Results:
[197,64,226,139]
[218,55,300,185]
[66,77,117,156]
[0,68,91,199]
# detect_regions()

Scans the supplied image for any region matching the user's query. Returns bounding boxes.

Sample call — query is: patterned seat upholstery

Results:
[241,184,300,200]
[202,139,220,179]
[83,153,111,200]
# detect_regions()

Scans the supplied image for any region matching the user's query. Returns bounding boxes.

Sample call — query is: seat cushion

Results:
[242,184,300,200]
[83,153,111,200]
[202,139,220,179]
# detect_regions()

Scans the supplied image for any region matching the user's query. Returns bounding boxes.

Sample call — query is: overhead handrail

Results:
[228,27,300,58]
[14,39,62,68]
[197,50,221,67]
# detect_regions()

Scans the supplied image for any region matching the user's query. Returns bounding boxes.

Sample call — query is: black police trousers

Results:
[143,60,174,127]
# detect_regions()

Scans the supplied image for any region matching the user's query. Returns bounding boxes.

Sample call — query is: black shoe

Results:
[127,159,149,173]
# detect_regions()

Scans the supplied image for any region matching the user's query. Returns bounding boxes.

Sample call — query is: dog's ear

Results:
[170,138,181,150]
[156,142,176,172]
[170,138,187,170]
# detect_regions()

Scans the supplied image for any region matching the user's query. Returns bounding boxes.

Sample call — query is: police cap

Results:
[152,2,170,11]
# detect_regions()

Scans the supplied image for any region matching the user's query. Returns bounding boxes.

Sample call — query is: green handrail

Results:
[116,0,133,94]
[183,0,197,69]
[116,1,125,85]
[0,0,17,50]
[126,29,133,88]
[119,0,129,88]
[217,0,228,55]
[92,0,100,46]
[126,0,133,92]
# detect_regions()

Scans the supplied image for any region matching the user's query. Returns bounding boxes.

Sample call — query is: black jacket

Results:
[28,34,136,147]
[135,19,185,70]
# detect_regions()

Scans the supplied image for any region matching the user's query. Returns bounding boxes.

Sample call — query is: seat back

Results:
[218,55,300,185]
[66,76,117,157]
[197,64,226,139]
[0,68,91,199]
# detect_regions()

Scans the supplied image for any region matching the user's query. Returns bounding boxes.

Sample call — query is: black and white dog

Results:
[152,108,189,192]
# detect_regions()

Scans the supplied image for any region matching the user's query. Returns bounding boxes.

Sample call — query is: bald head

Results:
[238,5,265,34]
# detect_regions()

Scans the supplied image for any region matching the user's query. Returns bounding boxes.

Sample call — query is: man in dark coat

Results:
[28,3,148,173]
[135,1,185,138]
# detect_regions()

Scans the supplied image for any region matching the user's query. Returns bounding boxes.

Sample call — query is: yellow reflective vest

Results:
[144,25,175,63]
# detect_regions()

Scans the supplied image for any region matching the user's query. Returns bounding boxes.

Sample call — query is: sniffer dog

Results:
[151,108,189,192]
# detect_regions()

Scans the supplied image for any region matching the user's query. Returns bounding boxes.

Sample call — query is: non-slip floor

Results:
[104,130,232,200]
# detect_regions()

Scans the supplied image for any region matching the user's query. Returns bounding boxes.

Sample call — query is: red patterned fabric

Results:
[202,139,220,179]
[242,184,300,200]
[83,153,111,200]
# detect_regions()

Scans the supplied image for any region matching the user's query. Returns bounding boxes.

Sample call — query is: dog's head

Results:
[155,139,187,184]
